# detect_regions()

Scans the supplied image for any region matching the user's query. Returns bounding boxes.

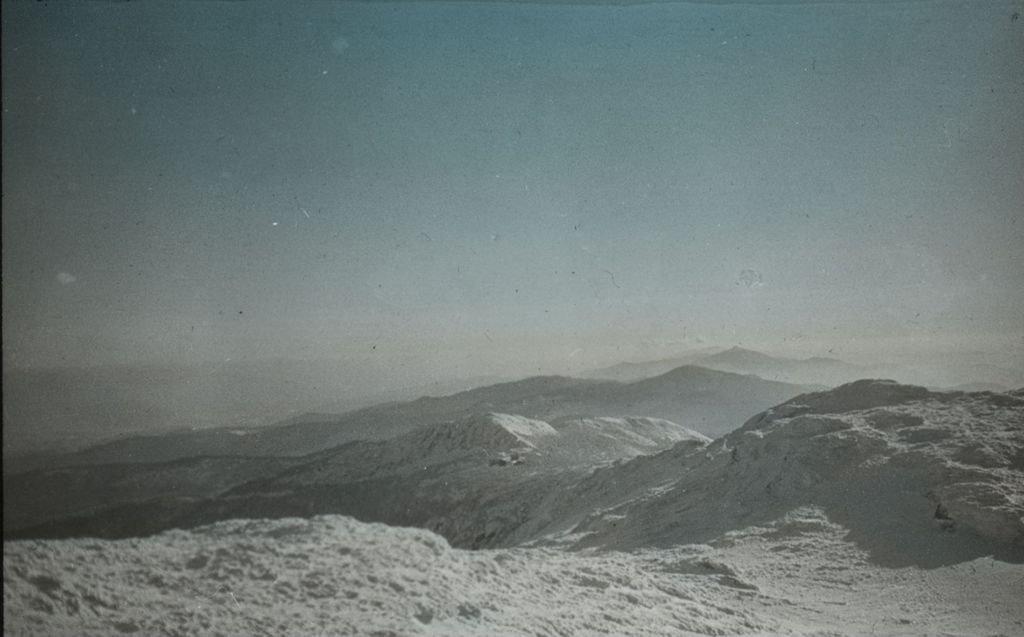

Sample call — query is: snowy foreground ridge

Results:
[5,381,1024,636]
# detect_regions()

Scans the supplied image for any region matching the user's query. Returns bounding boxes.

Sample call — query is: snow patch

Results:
[487,413,559,442]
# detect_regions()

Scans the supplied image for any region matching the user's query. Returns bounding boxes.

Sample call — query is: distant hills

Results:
[580,346,726,383]
[8,346,1019,473]
[586,346,864,386]
[585,345,1024,391]
[5,364,817,473]
[0,359,511,460]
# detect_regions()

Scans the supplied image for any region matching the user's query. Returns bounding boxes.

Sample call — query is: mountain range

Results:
[5,380,1023,636]
[585,346,1024,391]
[585,346,865,386]
[3,411,710,544]
[7,376,1022,564]
[4,363,816,474]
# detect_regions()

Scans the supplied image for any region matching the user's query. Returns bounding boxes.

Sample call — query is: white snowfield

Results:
[487,413,560,442]
[553,415,712,458]
[4,381,1024,636]
[565,381,1024,560]
[4,510,1022,637]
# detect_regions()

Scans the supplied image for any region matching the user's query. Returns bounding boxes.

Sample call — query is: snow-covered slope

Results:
[414,413,559,455]
[564,381,1024,564]
[557,415,708,447]
[1,515,776,637]
[6,512,1023,637]
[549,416,710,465]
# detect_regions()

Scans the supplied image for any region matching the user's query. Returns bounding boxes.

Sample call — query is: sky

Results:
[3,0,1023,382]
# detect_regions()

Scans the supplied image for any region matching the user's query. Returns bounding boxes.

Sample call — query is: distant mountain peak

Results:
[635,364,778,385]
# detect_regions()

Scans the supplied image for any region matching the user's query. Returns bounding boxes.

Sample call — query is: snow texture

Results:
[5,509,1023,636]
[566,382,1024,562]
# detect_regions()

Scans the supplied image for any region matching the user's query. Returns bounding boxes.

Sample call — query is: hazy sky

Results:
[3,0,1022,378]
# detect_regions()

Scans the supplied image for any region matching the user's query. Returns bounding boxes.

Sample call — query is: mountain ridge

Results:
[585,346,862,386]
[5,364,815,473]
[557,380,1024,565]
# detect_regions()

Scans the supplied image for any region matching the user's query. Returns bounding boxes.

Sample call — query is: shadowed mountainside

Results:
[3,413,710,546]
